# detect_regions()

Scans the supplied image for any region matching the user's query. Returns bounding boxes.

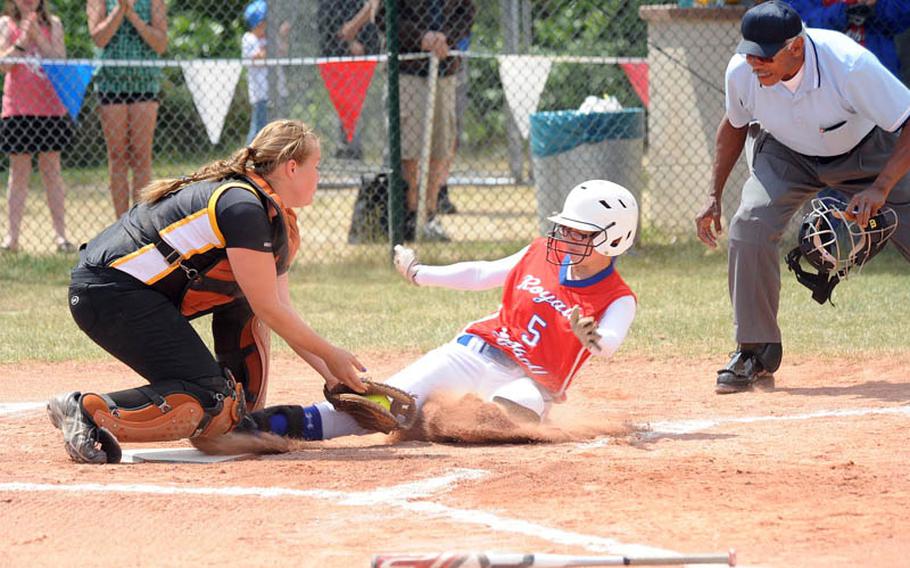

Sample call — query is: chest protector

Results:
[90,172,300,317]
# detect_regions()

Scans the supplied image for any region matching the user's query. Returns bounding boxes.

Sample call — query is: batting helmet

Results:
[546,179,638,264]
[786,196,898,304]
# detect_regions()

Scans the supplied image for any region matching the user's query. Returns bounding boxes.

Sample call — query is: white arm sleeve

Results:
[591,295,637,358]
[414,246,529,291]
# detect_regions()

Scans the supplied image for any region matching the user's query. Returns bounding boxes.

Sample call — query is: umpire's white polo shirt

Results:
[725,28,910,157]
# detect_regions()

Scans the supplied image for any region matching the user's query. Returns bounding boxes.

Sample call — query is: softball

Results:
[365,394,391,410]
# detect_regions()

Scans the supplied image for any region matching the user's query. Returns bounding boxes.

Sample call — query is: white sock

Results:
[315,401,370,439]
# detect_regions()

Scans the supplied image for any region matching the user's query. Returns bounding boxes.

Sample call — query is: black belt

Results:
[805,126,877,165]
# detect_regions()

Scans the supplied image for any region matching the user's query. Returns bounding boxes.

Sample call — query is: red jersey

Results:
[465,238,635,396]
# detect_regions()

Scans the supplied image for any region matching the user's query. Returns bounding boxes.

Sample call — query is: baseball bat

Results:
[372,550,736,567]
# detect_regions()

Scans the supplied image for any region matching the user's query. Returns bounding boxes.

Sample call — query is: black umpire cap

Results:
[737,0,803,59]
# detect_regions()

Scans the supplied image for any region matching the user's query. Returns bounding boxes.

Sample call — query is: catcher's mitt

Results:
[324,380,418,434]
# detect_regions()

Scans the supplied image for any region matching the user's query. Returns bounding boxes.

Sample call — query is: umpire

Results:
[696,0,910,394]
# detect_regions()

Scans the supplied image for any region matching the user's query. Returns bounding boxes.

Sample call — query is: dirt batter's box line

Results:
[574,405,910,452]
[0,469,751,566]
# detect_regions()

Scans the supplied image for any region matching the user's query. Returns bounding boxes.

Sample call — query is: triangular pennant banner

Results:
[497,55,551,140]
[318,60,377,143]
[620,62,649,108]
[42,63,95,123]
[181,61,242,145]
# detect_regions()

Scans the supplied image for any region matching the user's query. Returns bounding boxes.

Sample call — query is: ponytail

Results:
[141,120,318,203]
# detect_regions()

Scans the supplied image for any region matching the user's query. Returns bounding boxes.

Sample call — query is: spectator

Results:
[377,0,475,242]
[318,0,380,161]
[242,1,291,145]
[242,0,268,144]
[87,0,167,219]
[0,0,74,253]
[436,31,472,215]
[784,1,910,79]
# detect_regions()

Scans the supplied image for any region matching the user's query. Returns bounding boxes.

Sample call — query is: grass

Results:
[2,241,909,364]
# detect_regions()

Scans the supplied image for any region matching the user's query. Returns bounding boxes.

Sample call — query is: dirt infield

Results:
[1,352,908,567]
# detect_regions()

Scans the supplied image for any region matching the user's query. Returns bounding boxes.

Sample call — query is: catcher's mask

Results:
[786,196,898,304]
[546,179,638,265]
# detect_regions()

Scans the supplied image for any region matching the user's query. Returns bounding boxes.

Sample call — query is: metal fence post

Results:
[384,0,405,251]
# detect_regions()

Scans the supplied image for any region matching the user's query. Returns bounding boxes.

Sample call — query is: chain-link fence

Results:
[1,1,906,260]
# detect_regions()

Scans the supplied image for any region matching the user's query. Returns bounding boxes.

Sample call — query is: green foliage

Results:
[168,13,245,59]
[533,0,646,110]
[54,0,93,58]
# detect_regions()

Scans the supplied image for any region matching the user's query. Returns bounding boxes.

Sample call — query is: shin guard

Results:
[80,375,246,444]
[214,303,270,411]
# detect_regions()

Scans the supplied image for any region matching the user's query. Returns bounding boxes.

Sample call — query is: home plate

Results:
[120,448,255,464]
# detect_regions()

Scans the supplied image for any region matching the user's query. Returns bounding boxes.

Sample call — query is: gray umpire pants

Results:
[729,125,910,344]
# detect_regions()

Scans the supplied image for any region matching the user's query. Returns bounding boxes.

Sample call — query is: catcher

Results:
[47,120,367,464]
[244,180,638,440]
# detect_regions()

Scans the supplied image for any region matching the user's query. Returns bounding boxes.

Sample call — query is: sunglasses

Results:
[555,225,596,242]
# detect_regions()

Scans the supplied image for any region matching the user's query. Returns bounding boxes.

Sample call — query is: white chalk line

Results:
[0,469,720,564]
[0,402,44,417]
[575,404,910,451]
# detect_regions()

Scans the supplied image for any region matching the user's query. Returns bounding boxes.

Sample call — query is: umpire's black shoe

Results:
[715,348,776,394]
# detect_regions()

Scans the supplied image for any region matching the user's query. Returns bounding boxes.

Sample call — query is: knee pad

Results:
[214,304,270,411]
[80,374,246,444]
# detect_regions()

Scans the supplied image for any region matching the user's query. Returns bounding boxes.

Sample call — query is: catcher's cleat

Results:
[715,346,778,394]
[47,392,120,464]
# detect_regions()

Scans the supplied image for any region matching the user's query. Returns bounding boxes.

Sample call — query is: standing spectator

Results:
[0,0,74,253]
[242,1,291,144]
[87,0,168,219]
[242,0,268,145]
[436,31,472,215]
[318,0,380,160]
[377,0,475,242]
[784,1,910,79]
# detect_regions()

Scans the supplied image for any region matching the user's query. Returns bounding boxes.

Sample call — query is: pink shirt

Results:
[1,17,66,118]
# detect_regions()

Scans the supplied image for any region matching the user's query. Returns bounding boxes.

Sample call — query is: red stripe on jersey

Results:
[465,238,634,395]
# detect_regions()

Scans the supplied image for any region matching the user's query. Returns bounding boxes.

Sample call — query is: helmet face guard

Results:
[545,221,611,265]
[786,196,898,304]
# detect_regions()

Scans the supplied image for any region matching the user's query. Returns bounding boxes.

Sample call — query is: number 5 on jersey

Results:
[521,314,547,347]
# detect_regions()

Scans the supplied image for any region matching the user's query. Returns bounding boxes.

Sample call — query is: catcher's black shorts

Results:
[0,115,73,153]
[69,266,223,385]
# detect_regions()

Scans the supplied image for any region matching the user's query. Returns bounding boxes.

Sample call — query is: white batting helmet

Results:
[546,179,638,263]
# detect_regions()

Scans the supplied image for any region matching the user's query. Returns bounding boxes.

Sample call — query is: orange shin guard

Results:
[240,316,270,412]
[81,393,206,443]
[80,379,246,444]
